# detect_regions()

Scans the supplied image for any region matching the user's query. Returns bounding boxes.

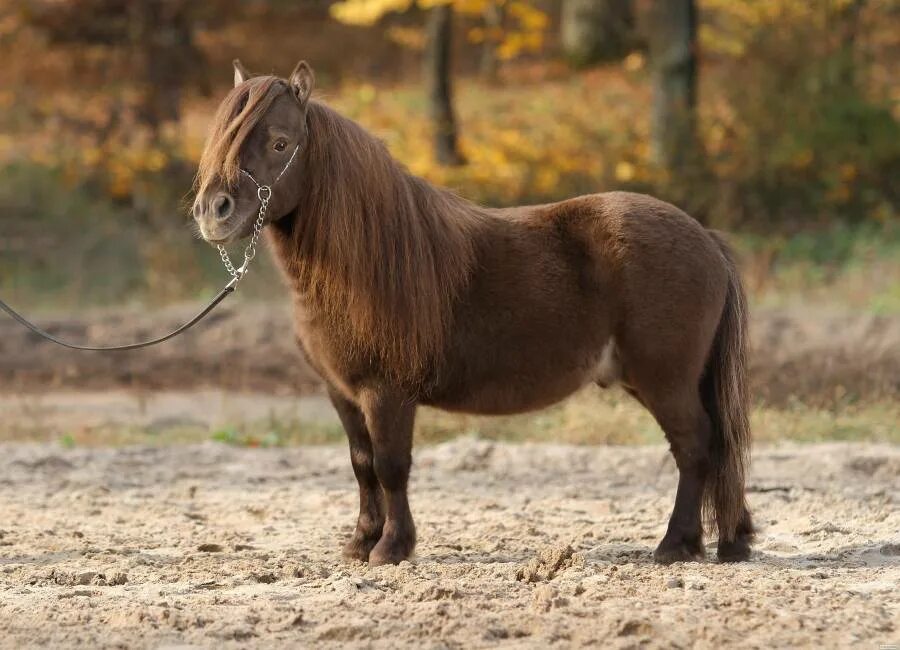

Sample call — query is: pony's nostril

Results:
[212,194,234,220]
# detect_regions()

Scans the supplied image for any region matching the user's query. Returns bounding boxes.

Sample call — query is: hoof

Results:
[368,531,415,567]
[717,534,752,563]
[342,533,380,563]
[718,509,755,562]
[653,536,705,564]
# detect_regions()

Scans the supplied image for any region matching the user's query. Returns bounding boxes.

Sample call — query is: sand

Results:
[1,438,897,648]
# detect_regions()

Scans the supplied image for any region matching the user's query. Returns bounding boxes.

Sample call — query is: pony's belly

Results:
[424,375,588,415]
[424,340,618,416]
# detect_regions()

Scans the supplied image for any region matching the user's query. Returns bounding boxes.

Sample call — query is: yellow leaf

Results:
[615,161,636,182]
[623,52,645,72]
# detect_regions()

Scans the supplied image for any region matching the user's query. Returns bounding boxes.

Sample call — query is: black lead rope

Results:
[0,280,237,351]
[0,144,300,352]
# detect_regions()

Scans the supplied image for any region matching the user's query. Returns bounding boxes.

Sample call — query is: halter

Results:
[217,144,300,284]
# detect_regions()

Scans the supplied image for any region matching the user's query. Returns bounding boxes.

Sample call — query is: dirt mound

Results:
[1,301,898,407]
[0,440,896,647]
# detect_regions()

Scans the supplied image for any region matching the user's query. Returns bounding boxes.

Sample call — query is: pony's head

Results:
[192,60,315,244]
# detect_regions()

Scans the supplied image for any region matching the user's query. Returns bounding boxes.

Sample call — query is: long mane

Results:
[200,81,487,385]
[283,100,487,384]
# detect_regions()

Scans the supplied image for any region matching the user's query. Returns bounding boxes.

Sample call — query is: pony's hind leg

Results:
[649,389,713,563]
[359,389,417,566]
[621,364,713,563]
[328,387,385,562]
[717,506,754,562]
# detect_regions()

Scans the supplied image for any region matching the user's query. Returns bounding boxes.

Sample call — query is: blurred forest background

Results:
[0,0,898,447]
[0,0,897,312]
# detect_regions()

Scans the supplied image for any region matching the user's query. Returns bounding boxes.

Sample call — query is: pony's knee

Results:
[349,446,375,474]
[373,453,411,491]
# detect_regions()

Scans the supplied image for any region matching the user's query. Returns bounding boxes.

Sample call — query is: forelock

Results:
[196,76,288,194]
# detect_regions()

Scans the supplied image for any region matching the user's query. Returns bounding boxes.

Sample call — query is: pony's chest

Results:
[291,307,366,395]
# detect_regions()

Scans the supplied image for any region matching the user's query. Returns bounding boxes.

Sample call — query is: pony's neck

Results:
[268,101,485,381]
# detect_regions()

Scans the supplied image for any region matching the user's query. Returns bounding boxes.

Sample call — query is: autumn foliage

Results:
[0,0,896,228]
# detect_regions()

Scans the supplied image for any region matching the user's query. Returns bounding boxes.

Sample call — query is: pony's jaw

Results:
[198,215,255,245]
[194,204,257,245]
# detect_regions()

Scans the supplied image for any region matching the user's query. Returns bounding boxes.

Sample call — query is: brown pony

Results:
[193,60,754,566]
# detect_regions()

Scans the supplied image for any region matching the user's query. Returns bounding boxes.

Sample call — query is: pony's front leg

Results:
[328,387,385,561]
[359,388,417,566]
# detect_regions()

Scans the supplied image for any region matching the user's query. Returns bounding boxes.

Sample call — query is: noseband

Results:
[218,144,300,284]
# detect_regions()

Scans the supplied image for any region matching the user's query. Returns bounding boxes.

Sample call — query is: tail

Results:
[701,231,754,561]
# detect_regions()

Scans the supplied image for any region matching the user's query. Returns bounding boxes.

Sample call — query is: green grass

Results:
[740,221,900,313]
[415,388,900,445]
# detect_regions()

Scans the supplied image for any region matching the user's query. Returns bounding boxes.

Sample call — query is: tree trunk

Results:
[561,0,633,67]
[479,1,503,81]
[648,0,699,172]
[425,4,465,166]
[833,0,867,89]
[129,0,202,133]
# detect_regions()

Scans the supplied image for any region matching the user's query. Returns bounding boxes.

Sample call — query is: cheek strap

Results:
[239,144,300,192]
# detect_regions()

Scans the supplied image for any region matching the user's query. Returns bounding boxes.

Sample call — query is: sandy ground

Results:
[0,439,897,649]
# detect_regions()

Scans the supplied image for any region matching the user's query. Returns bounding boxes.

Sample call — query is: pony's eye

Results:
[273,140,287,152]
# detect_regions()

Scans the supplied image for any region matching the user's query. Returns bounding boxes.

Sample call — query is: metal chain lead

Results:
[217,185,270,285]
[216,144,299,285]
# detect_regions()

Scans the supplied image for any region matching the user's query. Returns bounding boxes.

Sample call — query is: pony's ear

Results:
[233,59,251,87]
[289,60,315,104]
